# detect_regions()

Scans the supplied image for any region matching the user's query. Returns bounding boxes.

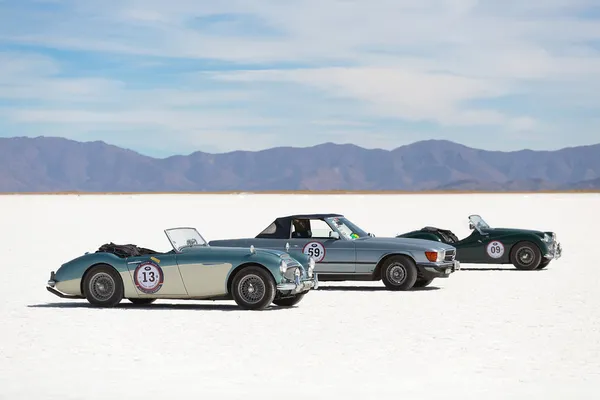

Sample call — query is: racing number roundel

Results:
[302,241,326,262]
[486,241,505,259]
[134,261,164,294]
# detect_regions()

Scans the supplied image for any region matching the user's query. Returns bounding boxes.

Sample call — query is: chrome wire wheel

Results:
[237,274,266,304]
[88,272,116,301]
[516,247,535,267]
[511,241,542,271]
[386,263,407,285]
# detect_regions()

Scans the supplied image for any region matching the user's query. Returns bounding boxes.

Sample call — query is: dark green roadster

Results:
[396,215,562,270]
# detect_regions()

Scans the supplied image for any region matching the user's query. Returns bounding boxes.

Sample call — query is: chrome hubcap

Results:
[89,272,115,301]
[517,248,535,266]
[238,274,266,304]
[387,263,407,285]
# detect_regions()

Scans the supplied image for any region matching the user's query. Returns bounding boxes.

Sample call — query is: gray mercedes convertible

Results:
[208,213,460,290]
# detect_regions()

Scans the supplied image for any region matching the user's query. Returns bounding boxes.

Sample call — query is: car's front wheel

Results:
[413,278,434,288]
[536,259,551,270]
[380,255,418,290]
[231,266,276,310]
[273,292,306,307]
[511,241,542,270]
[83,264,124,307]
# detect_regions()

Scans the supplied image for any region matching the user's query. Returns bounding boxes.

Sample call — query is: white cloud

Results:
[0,0,600,154]
[211,67,524,126]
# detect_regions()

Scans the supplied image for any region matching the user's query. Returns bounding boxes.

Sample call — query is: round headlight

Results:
[279,259,288,273]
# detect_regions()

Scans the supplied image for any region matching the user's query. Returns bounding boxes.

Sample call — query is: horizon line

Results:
[2,190,600,195]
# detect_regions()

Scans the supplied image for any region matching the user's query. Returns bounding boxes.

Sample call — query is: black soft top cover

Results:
[96,242,161,258]
[420,226,460,244]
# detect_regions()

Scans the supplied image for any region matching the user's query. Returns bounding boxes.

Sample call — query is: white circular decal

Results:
[486,241,505,259]
[134,262,164,294]
[302,241,326,262]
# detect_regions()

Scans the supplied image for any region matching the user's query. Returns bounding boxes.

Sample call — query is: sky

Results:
[1,0,600,157]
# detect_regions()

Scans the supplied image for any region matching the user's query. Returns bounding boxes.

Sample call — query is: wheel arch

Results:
[226,262,276,294]
[373,252,417,280]
[80,262,125,297]
[508,239,542,263]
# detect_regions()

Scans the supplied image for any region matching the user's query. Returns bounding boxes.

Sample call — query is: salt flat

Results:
[1,193,600,399]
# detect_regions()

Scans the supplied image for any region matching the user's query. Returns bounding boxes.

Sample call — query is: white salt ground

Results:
[1,193,599,399]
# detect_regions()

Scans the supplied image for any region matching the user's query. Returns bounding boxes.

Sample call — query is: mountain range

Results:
[1,136,600,192]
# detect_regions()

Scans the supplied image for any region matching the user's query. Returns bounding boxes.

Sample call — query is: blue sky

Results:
[1,0,600,157]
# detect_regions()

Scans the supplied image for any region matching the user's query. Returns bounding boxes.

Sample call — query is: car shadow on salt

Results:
[27,302,291,311]
[316,285,440,292]
[459,267,547,271]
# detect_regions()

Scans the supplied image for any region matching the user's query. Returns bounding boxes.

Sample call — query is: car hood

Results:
[481,227,546,237]
[354,236,455,251]
[182,245,288,258]
[256,247,289,258]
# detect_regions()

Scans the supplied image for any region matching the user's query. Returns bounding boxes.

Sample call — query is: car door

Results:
[286,218,356,273]
[454,230,494,263]
[174,247,233,298]
[125,253,188,296]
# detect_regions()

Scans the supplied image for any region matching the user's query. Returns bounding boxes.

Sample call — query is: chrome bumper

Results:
[545,242,562,260]
[277,274,319,294]
[422,260,460,275]
[48,271,56,287]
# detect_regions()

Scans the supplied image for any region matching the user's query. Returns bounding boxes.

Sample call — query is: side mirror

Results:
[468,223,474,230]
[330,231,340,240]
[368,232,375,237]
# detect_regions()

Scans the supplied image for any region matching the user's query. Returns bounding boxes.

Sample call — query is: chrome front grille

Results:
[284,266,304,281]
[444,250,456,261]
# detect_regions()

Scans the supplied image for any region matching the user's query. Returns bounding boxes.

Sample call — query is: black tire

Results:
[511,241,542,270]
[83,264,124,307]
[128,298,156,305]
[537,259,551,270]
[273,293,306,307]
[380,255,418,290]
[413,278,434,288]
[231,266,276,310]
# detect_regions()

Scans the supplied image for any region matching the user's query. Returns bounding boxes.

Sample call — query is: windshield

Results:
[164,227,208,252]
[326,216,369,240]
[468,215,490,232]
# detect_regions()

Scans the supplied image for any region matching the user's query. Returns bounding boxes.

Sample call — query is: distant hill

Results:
[1,136,600,192]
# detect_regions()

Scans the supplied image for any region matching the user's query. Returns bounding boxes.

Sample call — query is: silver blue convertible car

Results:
[46,226,318,310]
[209,213,460,290]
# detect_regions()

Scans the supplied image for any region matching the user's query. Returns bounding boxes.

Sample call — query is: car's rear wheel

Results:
[128,298,156,305]
[83,264,123,307]
[511,241,542,270]
[273,292,306,307]
[380,255,418,290]
[231,266,276,310]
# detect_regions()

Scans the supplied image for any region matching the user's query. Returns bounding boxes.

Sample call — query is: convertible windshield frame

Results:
[325,216,370,240]
[468,215,490,234]
[164,227,209,252]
